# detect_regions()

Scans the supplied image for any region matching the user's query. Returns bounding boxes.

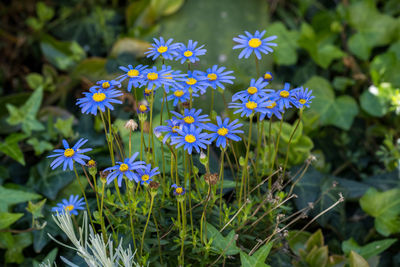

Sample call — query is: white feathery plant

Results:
[43,211,140,267]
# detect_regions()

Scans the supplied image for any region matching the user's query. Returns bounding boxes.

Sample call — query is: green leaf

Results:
[206,222,240,255]
[0,133,27,165]
[72,57,108,82]
[150,0,185,16]
[0,186,41,211]
[348,33,371,60]
[0,213,23,229]
[54,117,74,138]
[360,91,388,117]
[6,87,44,134]
[26,199,47,220]
[316,44,345,69]
[110,38,151,58]
[268,22,299,65]
[5,232,32,264]
[240,242,273,267]
[305,246,328,267]
[370,50,400,88]
[360,188,400,236]
[349,251,369,267]
[333,77,355,91]
[342,238,396,259]
[27,138,53,156]
[26,73,44,90]
[288,231,311,255]
[303,76,358,130]
[305,229,324,252]
[36,2,54,22]
[40,34,86,71]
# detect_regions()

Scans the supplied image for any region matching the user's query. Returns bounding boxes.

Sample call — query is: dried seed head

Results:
[149,181,160,189]
[204,173,219,185]
[182,101,190,109]
[124,119,138,131]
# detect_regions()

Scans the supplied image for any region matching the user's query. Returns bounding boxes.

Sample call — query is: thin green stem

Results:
[218,149,225,225]
[141,193,155,257]
[271,116,284,174]
[73,165,95,230]
[282,109,303,177]
[239,115,253,209]
[126,181,137,253]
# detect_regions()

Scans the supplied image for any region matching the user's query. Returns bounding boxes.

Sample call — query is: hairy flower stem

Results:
[210,89,215,114]
[267,117,273,189]
[147,88,155,164]
[239,114,253,209]
[282,109,303,178]
[129,129,132,157]
[141,192,155,258]
[218,149,225,226]
[200,184,211,245]
[270,116,284,178]
[255,115,262,197]
[140,120,144,161]
[255,55,260,77]
[160,92,167,201]
[90,171,107,242]
[126,181,137,254]
[180,200,186,265]
[99,181,107,242]
[73,165,95,230]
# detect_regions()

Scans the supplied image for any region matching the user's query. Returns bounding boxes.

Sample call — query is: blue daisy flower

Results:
[137,103,149,114]
[93,79,121,90]
[171,184,185,195]
[117,64,148,92]
[144,37,181,60]
[171,108,210,129]
[260,100,284,120]
[154,117,183,143]
[76,87,123,116]
[232,77,275,101]
[136,164,160,185]
[228,97,270,117]
[48,139,92,171]
[160,65,186,93]
[208,116,243,149]
[276,83,300,110]
[293,87,314,108]
[175,40,207,64]
[52,195,85,215]
[141,65,184,91]
[178,70,209,94]
[167,87,199,107]
[103,152,146,186]
[233,30,277,60]
[263,72,273,82]
[170,124,211,154]
[206,65,235,90]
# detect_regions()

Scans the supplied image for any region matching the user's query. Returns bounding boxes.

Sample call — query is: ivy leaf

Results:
[360,91,388,117]
[4,232,32,264]
[26,199,47,220]
[0,186,41,212]
[205,222,240,255]
[0,213,23,229]
[27,138,53,156]
[342,238,396,260]
[240,242,273,267]
[6,87,44,135]
[360,188,400,236]
[268,22,299,65]
[0,133,27,165]
[54,117,74,138]
[36,2,55,22]
[303,76,358,130]
[26,73,44,90]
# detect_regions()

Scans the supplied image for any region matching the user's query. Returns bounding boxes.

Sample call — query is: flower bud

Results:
[200,151,208,167]
[87,160,97,176]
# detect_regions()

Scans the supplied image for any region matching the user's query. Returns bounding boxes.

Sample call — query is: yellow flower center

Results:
[92,92,106,102]
[176,187,183,194]
[207,73,217,81]
[217,127,229,136]
[174,90,185,97]
[183,116,195,124]
[139,105,147,112]
[88,159,96,166]
[266,102,277,109]
[102,81,110,89]
[186,78,197,85]
[144,88,153,95]
[127,69,139,77]
[119,163,129,172]
[141,174,150,181]
[172,126,180,133]
[147,72,158,81]
[185,134,196,143]
[64,148,75,157]
[248,38,262,48]
[299,99,307,104]
[184,50,193,57]
[65,205,74,211]
[157,46,168,53]
[245,101,258,110]
[280,90,289,98]
[264,73,272,80]
[247,86,258,95]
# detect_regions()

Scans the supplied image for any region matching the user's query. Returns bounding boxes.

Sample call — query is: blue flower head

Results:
[52,195,85,215]
[103,152,146,186]
[260,100,284,120]
[141,65,184,91]
[137,164,160,185]
[171,184,185,196]
[154,117,183,143]
[145,37,181,60]
[206,65,235,90]
[137,102,149,114]
[276,83,300,110]
[167,87,199,107]
[48,139,92,171]
[293,87,314,108]
[263,72,273,82]
[170,124,211,154]
[208,117,243,149]
[93,79,121,90]
[175,40,206,64]
[233,30,277,59]
[232,78,275,101]
[179,70,209,94]
[171,108,210,129]
[76,87,123,116]
[144,87,154,97]
[117,64,148,92]
[228,97,270,118]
